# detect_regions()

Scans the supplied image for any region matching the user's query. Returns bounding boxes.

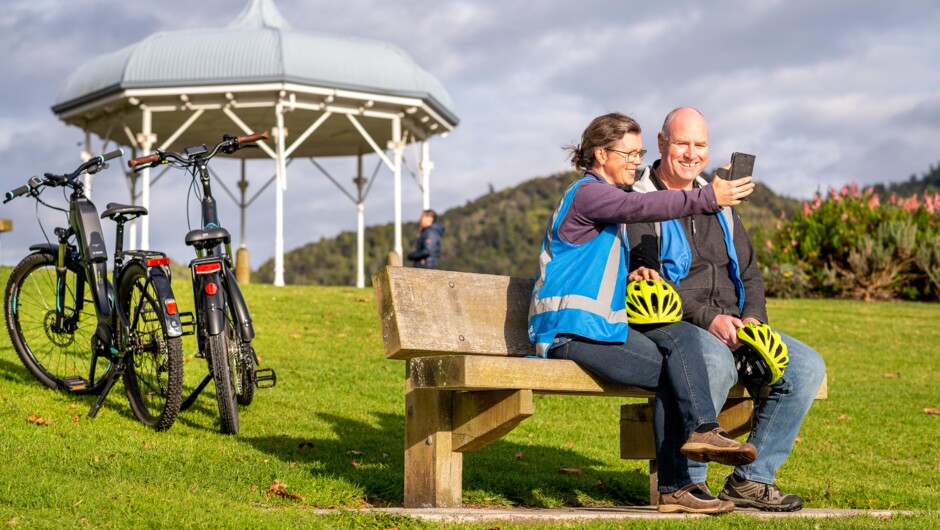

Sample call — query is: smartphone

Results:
[728,152,756,181]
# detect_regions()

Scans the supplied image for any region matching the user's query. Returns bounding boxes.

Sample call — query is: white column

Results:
[420,140,433,210]
[139,107,154,250]
[391,117,404,257]
[273,103,287,287]
[355,153,365,288]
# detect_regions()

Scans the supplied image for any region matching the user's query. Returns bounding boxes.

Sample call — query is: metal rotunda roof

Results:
[52,0,458,126]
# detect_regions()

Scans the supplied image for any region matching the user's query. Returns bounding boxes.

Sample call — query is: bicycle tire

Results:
[224,304,256,407]
[118,263,184,431]
[4,252,109,390]
[208,331,239,434]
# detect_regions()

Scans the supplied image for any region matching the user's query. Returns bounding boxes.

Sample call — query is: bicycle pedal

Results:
[254,368,277,389]
[178,312,196,336]
[62,375,90,392]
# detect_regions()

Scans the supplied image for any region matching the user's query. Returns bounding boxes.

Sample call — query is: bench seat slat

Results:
[408,355,762,399]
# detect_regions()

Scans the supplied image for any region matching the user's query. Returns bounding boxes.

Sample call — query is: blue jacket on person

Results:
[407,220,445,269]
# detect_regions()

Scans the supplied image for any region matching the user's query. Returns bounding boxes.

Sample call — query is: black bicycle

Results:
[3,150,185,430]
[129,133,275,435]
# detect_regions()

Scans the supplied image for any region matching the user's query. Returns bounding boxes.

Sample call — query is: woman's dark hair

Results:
[565,112,641,171]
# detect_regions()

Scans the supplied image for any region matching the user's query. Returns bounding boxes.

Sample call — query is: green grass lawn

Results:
[0,267,938,528]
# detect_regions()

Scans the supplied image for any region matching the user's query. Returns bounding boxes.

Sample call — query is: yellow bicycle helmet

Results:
[736,322,789,385]
[625,280,683,325]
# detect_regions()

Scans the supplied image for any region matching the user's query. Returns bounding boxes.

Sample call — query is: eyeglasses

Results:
[606,147,647,162]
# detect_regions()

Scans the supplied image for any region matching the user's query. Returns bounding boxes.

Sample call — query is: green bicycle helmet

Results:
[736,322,789,385]
[625,280,683,325]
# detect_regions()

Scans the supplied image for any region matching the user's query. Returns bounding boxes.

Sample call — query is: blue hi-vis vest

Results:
[632,168,745,312]
[528,176,630,356]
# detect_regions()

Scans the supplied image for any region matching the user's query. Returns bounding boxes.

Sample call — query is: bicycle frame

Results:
[189,159,255,343]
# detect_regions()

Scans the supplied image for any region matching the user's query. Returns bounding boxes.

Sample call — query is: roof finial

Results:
[229,0,291,30]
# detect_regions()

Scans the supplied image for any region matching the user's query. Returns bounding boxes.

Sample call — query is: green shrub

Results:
[761,182,940,300]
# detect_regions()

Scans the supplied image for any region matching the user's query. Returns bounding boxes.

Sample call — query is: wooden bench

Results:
[373,266,827,508]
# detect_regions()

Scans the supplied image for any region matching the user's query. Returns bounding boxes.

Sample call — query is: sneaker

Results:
[680,428,758,466]
[658,483,735,514]
[718,474,804,512]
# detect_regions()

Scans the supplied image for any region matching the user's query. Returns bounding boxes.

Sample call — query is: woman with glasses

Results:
[528,112,755,514]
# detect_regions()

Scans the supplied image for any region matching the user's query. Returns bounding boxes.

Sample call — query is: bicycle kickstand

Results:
[87,361,126,419]
[180,374,213,412]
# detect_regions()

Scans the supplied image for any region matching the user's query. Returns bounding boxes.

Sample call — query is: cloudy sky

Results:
[2,0,939,269]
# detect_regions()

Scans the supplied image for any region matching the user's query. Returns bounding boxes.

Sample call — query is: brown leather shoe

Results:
[680,427,757,466]
[658,483,735,514]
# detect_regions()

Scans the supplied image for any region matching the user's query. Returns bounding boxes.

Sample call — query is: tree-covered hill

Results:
[255,170,802,286]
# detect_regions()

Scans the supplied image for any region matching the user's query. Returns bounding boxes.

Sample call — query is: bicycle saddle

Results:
[185,227,231,250]
[101,203,148,221]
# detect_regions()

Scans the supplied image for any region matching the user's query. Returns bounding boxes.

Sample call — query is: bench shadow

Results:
[242,410,652,507]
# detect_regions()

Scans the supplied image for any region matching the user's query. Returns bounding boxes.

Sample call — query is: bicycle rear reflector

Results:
[147,257,171,267]
[165,299,178,316]
[194,262,221,274]
[205,283,218,295]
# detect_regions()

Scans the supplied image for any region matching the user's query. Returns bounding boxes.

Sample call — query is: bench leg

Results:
[404,366,462,507]
[649,460,659,505]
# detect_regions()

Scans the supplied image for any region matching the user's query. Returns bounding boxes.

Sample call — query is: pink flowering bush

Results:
[759,182,940,300]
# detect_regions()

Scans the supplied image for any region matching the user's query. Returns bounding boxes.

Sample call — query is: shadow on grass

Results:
[243,411,652,507]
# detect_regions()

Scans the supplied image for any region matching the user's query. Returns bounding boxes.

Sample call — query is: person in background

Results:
[407,209,444,269]
[627,106,826,512]
[528,112,756,514]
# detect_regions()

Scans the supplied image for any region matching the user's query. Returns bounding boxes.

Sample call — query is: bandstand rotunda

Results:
[51,0,458,286]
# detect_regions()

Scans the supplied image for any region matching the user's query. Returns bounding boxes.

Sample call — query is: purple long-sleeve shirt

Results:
[557,171,720,245]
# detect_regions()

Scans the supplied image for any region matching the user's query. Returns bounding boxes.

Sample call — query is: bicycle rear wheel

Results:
[118,263,183,431]
[208,331,239,434]
[4,252,108,390]
[224,306,256,407]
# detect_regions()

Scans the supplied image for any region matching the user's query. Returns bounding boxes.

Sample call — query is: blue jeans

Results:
[660,327,826,485]
[548,321,717,492]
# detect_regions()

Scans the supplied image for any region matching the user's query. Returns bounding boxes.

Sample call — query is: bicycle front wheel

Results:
[118,263,183,431]
[4,252,107,389]
[208,331,239,434]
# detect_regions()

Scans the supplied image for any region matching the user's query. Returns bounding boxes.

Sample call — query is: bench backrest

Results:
[374,266,536,360]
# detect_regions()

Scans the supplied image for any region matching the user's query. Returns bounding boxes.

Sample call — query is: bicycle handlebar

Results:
[128,131,270,171]
[127,153,160,169]
[4,148,125,203]
[237,131,269,144]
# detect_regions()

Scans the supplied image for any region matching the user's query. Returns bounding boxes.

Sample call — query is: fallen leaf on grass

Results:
[514,451,524,460]
[266,479,303,501]
[837,414,851,421]
[6,517,17,526]
[925,408,940,415]
[559,468,583,476]
[357,297,369,303]
[795,435,803,443]
[564,441,574,448]
[346,450,364,456]
[595,480,605,490]
[69,404,77,410]
[183,355,194,362]
[26,415,52,425]
[251,485,258,491]
[882,373,899,378]
[93,455,99,463]
[290,462,297,468]
[71,416,79,423]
